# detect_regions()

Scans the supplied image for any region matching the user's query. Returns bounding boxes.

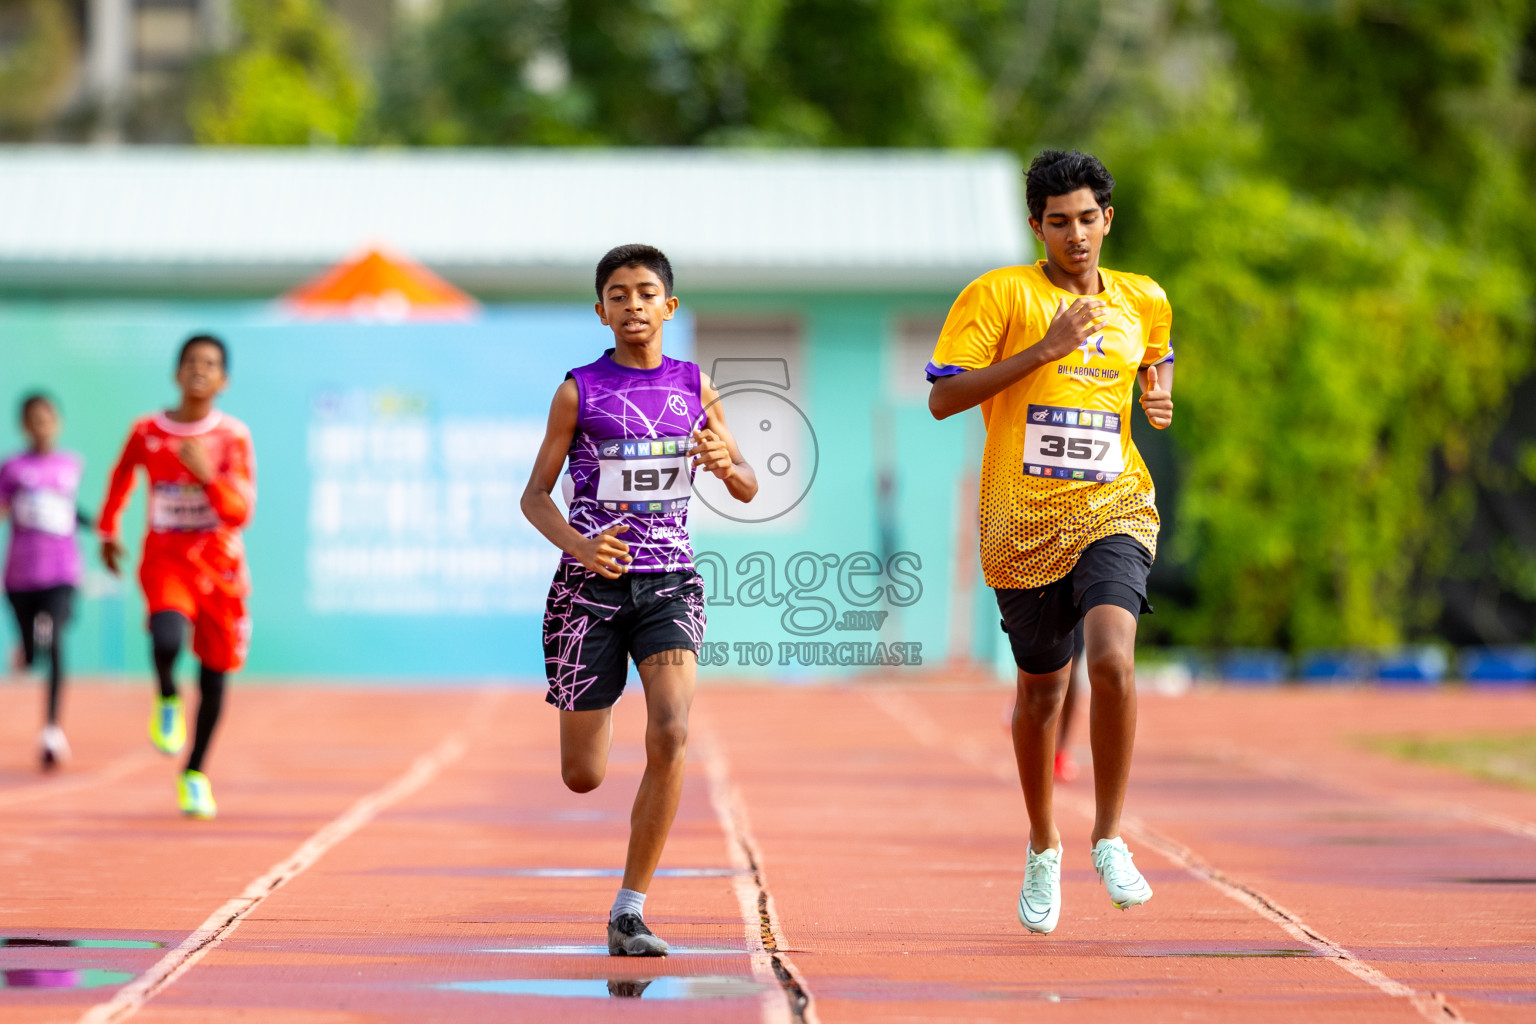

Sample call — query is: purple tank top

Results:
[562,351,706,573]
[0,450,84,591]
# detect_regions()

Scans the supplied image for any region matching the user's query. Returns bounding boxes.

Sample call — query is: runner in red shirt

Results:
[98,335,254,819]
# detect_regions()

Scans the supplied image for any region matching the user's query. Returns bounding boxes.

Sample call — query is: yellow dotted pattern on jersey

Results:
[977,439,1160,589]
[932,262,1172,589]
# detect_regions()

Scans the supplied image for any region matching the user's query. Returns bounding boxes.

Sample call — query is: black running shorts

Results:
[994,534,1152,675]
[542,564,706,712]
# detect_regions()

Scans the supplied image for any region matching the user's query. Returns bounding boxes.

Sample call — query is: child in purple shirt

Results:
[0,394,85,769]
[521,245,759,956]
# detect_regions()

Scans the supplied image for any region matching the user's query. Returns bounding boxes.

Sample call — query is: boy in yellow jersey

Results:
[927,150,1174,935]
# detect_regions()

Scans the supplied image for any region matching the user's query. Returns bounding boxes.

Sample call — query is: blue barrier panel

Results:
[1217,648,1289,686]
[1297,649,1374,685]
[1459,646,1536,686]
[1376,646,1447,686]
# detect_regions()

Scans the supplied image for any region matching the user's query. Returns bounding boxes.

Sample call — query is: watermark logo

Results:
[693,547,924,666]
[695,358,818,524]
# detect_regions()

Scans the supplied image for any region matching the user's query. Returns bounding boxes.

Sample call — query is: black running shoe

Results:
[607,914,669,957]
[607,978,655,998]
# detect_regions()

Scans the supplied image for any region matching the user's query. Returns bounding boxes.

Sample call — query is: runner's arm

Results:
[1137,360,1174,429]
[929,346,1061,420]
[199,433,256,528]
[520,380,632,577]
[97,429,144,541]
[97,429,144,575]
[929,297,1108,420]
[695,375,757,503]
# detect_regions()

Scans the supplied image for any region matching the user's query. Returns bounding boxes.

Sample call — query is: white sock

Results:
[610,888,646,923]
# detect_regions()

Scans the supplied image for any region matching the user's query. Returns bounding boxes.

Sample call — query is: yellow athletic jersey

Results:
[927,260,1174,589]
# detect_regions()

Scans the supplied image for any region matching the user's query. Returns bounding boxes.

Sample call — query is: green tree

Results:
[0,0,76,139]
[190,0,367,145]
[369,0,990,146]
[1102,100,1531,646]
[353,0,1536,647]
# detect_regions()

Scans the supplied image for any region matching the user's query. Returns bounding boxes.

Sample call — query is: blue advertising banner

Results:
[0,302,691,680]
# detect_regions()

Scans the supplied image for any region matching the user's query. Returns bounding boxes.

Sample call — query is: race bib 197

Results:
[151,483,219,532]
[12,489,75,536]
[1022,404,1125,482]
[595,436,692,515]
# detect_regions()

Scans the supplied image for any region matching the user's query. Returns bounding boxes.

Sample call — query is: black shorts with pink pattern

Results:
[542,563,706,711]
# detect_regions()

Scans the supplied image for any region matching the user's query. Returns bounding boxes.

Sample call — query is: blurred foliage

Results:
[190,0,367,145]
[368,0,992,146]
[1098,2,1536,647]
[0,0,76,138]
[1107,106,1530,646]
[1,0,1531,646]
[334,0,1536,647]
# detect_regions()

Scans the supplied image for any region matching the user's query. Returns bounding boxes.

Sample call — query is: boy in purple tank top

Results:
[522,244,759,956]
[0,394,85,769]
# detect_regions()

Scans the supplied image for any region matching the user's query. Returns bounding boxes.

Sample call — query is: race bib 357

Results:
[1022,404,1124,482]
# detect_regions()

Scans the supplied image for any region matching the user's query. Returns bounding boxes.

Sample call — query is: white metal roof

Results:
[0,147,1029,295]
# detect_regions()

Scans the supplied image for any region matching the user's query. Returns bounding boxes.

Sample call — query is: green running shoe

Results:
[149,696,185,756]
[177,770,216,819]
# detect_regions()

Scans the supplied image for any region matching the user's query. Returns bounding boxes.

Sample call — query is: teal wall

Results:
[0,293,998,682]
[685,292,998,680]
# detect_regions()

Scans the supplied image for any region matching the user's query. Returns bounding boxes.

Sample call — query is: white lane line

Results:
[1451,805,1536,842]
[1099,805,1464,1022]
[77,692,499,1024]
[698,723,817,1024]
[0,749,156,810]
[868,691,1468,1024]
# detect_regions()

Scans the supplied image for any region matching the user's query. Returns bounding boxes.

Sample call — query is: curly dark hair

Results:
[1025,150,1115,222]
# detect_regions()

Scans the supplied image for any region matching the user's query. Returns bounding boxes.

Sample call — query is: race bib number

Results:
[12,489,75,536]
[1022,404,1124,482]
[595,437,692,515]
[151,483,219,532]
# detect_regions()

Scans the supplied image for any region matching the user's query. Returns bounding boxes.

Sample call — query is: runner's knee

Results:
[1086,646,1135,692]
[149,610,187,653]
[645,713,689,764]
[561,761,605,793]
[1018,671,1069,722]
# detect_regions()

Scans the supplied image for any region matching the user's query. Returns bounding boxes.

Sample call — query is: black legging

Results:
[150,610,227,774]
[8,585,73,726]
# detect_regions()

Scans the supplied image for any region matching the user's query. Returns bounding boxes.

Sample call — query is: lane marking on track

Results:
[77,690,502,1024]
[698,723,817,1024]
[1201,740,1536,845]
[0,749,156,810]
[868,692,1469,1024]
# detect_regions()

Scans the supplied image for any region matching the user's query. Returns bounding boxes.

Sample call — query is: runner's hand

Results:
[101,538,124,576]
[1140,364,1173,429]
[1033,297,1108,363]
[690,428,734,479]
[579,523,632,578]
[177,438,214,483]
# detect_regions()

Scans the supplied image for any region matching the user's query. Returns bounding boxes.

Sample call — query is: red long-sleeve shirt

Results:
[97,411,256,592]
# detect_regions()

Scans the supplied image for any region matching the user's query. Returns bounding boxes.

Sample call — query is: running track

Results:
[0,681,1533,1022]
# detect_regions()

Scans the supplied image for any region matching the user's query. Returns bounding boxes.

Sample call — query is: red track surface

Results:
[0,680,1533,1022]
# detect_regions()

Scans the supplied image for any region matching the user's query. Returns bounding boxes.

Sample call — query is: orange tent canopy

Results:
[282,248,478,321]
